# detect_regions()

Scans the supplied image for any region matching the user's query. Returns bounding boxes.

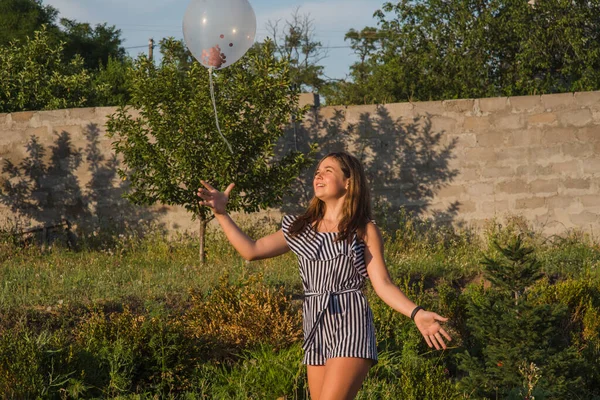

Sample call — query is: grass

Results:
[1,214,599,398]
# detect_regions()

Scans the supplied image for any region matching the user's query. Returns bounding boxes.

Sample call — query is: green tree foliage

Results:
[59,18,126,71]
[0,0,126,74]
[106,39,315,261]
[457,237,587,399]
[0,27,96,113]
[325,0,600,105]
[93,56,133,107]
[0,0,59,47]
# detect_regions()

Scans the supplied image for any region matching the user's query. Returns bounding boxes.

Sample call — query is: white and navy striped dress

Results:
[281,215,378,365]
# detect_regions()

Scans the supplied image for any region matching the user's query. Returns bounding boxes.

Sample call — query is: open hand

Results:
[414,310,452,350]
[197,180,234,215]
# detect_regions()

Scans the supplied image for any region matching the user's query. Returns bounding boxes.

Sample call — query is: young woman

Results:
[197,152,452,400]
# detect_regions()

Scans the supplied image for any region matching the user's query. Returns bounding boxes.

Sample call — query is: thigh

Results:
[307,365,326,400]
[319,357,373,400]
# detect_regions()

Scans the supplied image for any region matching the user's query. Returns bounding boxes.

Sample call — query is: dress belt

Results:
[302,287,362,351]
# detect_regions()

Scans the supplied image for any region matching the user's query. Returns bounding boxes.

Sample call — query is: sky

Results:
[43,0,385,81]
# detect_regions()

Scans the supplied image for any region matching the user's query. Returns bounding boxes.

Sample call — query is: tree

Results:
[266,8,327,92]
[106,38,316,262]
[0,0,59,47]
[93,56,133,107]
[457,237,586,398]
[325,0,600,105]
[59,18,126,71]
[0,26,97,113]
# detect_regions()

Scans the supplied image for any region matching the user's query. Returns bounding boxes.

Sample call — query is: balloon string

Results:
[208,67,233,154]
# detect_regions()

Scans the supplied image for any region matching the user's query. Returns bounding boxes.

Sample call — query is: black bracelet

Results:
[411,306,424,320]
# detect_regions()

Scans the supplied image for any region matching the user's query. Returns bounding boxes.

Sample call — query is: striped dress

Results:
[281,215,378,365]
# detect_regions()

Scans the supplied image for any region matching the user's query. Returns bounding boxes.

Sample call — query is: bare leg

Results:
[319,357,372,400]
[307,365,326,400]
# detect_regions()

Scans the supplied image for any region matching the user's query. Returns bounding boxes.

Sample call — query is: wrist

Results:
[410,306,424,320]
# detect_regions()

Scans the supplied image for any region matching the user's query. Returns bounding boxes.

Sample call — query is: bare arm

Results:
[364,222,452,350]
[197,181,289,261]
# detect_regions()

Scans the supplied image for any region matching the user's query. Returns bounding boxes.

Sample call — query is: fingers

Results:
[439,328,452,342]
[200,180,216,191]
[434,314,449,322]
[224,183,235,196]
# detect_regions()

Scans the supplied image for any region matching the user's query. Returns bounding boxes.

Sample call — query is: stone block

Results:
[37,109,69,123]
[443,99,474,113]
[459,200,477,213]
[457,168,480,181]
[541,92,575,110]
[493,114,525,130]
[448,133,477,148]
[69,107,96,121]
[530,179,559,193]
[563,178,591,190]
[515,196,546,209]
[516,164,554,177]
[510,129,544,147]
[385,102,414,117]
[482,166,515,178]
[476,132,505,147]
[431,116,458,133]
[562,142,594,159]
[479,97,509,113]
[10,111,36,124]
[413,101,444,115]
[570,211,599,226]
[581,195,600,207]
[481,200,510,213]
[495,147,529,162]
[558,109,593,127]
[463,116,491,132]
[25,126,50,137]
[550,160,580,175]
[466,183,495,196]
[509,95,542,112]
[528,146,563,164]
[53,125,83,136]
[543,128,576,144]
[496,179,530,194]
[464,147,497,162]
[575,126,600,142]
[527,113,557,126]
[574,91,600,107]
[437,184,465,198]
[583,158,600,174]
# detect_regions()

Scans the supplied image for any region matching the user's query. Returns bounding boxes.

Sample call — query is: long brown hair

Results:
[288,152,372,242]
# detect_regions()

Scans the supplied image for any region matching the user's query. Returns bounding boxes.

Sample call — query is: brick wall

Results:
[1,91,599,236]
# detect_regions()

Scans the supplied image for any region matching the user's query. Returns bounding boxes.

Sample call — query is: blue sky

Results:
[43,0,385,80]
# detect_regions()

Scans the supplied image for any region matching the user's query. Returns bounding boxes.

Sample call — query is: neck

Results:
[321,197,345,223]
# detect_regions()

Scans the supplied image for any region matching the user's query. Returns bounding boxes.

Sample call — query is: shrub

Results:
[184,274,303,358]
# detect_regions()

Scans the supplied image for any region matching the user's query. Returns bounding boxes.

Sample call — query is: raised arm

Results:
[197,180,289,261]
[364,222,452,350]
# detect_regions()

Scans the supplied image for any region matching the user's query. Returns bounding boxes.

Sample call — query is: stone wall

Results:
[1,91,599,236]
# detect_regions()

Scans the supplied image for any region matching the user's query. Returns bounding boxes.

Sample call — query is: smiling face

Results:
[313,156,350,200]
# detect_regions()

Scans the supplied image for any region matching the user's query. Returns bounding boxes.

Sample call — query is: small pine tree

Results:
[457,236,585,399]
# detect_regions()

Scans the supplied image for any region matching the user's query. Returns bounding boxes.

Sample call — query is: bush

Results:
[184,273,303,357]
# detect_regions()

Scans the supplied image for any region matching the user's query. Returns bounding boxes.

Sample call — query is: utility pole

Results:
[148,38,155,61]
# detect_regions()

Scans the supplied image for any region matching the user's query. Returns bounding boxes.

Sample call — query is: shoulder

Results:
[362,220,383,246]
[281,214,300,234]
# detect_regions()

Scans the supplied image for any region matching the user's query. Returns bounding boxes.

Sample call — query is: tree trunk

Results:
[199,217,206,264]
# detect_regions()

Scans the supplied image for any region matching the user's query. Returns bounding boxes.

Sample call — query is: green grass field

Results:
[1,215,599,399]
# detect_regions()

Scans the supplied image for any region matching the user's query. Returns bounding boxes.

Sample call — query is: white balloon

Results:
[182,0,257,70]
